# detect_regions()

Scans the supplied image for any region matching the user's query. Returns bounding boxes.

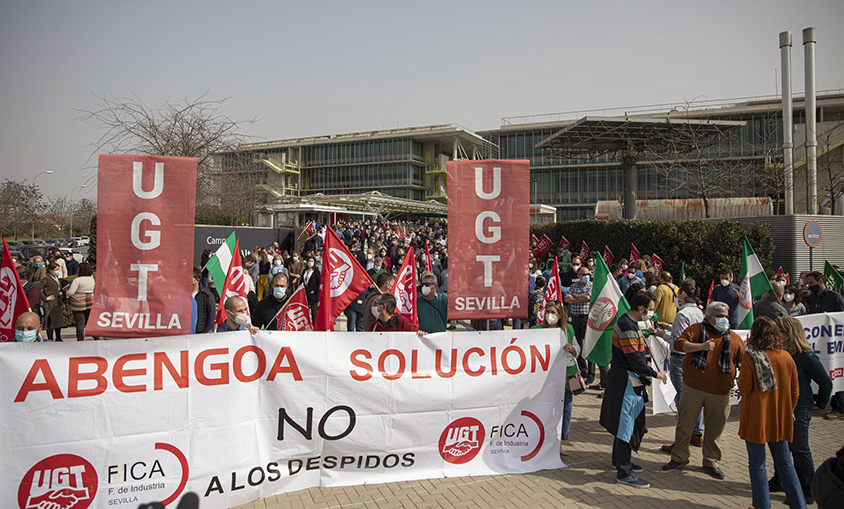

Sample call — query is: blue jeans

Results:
[562,386,573,441]
[669,355,703,435]
[512,318,523,330]
[770,407,814,501]
[344,309,364,331]
[746,440,806,509]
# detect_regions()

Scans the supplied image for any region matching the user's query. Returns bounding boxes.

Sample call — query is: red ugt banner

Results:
[86,155,196,338]
[447,160,529,319]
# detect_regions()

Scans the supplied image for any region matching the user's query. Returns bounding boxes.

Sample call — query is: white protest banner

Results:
[0,329,565,509]
[647,334,677,415]
[735,310,844,393]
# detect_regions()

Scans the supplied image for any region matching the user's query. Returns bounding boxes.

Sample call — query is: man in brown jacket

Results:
[662,301,745,479]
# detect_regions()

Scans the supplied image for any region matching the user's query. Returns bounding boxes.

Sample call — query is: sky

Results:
[1,0,843,199]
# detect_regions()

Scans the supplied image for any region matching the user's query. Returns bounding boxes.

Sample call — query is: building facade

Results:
[225,90,844,219]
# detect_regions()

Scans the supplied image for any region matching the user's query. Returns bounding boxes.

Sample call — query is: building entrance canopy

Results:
[270,191,447,221]
[534,116,746,218]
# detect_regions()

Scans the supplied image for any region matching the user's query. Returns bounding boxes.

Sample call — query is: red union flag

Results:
[651,253,665,277]
[531,234,539,244]
[559,235,571,251]
[0,238,30,342]
[274,285,313,331]
[392,246,418,326]
[447,160,530,319]
[536,234,553,257]
[86,155,196,338]
[216,240,249,325]
[314,226,374,331]
[304,221,315,235]
[580,241,590,261]
[630,243,641,263]
[542,258,563,322]
[603,246,613,267]
[424,239,433,273]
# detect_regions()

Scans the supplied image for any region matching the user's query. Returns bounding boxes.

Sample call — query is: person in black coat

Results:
[255,273,291,330]
[193,268,216,333]
[302,255,320,322]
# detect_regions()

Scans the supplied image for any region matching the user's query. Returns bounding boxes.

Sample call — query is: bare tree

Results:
[77,93,267,224]
[818,122,844,213]
[0,179,43,239]
[647,107,783,218]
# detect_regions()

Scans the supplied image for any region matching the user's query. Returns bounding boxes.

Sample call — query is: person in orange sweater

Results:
[662,301,745,479]
[738,316,805,509]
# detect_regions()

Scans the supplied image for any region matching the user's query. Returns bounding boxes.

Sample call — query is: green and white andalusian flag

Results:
[205,232,237,298]
[737,237,774,329]
[583,255,630,366]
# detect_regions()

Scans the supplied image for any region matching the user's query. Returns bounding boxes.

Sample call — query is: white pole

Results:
[780,31,794,215]
[803,27,818,215]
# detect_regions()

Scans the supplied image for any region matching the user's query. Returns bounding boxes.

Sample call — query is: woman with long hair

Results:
[532,301,578,456]
[66,262,98,341]
[766,316,833,504]
[738,316,805,509]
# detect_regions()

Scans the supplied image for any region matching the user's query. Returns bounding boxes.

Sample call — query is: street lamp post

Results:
[69,184,86,236]
[31,171,54,240]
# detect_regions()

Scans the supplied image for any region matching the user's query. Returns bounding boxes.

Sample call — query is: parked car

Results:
[77,237,90,246]
[18,245,49,263]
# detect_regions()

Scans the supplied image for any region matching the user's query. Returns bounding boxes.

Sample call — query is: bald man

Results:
[217,296,258,334]
[13,312,44,343]
[753,280,788,320]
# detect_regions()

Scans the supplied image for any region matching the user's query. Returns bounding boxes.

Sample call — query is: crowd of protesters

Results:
[6,219,844,508]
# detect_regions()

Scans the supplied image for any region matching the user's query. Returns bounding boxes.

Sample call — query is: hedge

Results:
[531,219,775,294]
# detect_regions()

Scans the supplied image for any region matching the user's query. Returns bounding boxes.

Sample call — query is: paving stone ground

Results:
[230,386,842,509]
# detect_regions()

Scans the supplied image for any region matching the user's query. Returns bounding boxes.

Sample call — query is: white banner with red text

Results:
[647,311,844,415]
[0,329,566,509]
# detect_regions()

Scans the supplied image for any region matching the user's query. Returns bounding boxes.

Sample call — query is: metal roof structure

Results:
[234,123,498,158]
[268,191,447,220]
[535,116,747,158]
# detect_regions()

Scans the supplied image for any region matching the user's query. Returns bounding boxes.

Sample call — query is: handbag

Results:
[567,372,586,395]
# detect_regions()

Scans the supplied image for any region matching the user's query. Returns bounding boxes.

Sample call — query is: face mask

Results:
[392,241,397,245]
[274,260,281,266]
[293,257,299,262]
[273,287,287,299]
[572,265,581,272]
[15,329,38,342]
[628,272,637,279]
[234,313,250,326]
[588,262,594,268]
[434,254,439,260]
[35,263,43,268]
[783,293,795,302]
[307,261,315,268]
[529,263,534,269]
[808,284,819,295]
[714,317,729,333]
[374,265,381,271]
[621,265,628,270]
[720,279,731,287]
[371,305,381,319]
[648,285,657,293]
[367,254,373,260]
[380,252,386,257]
[580,275,590,284]
[545,314,559,326]
[421,285,432,297]
[52,271,62,278]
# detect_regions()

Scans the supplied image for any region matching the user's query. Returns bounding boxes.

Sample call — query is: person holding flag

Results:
[370,294,418,332]
[215,240,258,334]
[599,291,667,488]
[531,301,579,456]
[273,285,314,332]
[710,267,741,328]
[254,273,291,330]
[565,265,594,384]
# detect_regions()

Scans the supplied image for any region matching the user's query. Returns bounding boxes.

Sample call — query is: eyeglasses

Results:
[421,282,434,287]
